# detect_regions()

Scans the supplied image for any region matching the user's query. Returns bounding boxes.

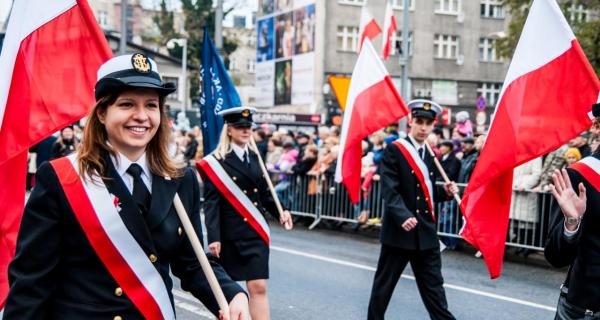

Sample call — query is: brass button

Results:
[243,218,248,222]
[416,196,420,200]
[254,188,258,193]
[253,202,258,206]
[243,190,247,194]
[416,209,420,213]
[411,170,415,174]
[430,172,433,176]
[416,184,420,188]
[114,316,122,320]
[425,210,429,214]
[233,176,237,181]
[115,287,123,297]
[425,197,429,201]
[149,254,157,263]
[178,227,183,236]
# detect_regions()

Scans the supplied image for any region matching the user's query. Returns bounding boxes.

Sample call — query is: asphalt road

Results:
[175,222,566,320]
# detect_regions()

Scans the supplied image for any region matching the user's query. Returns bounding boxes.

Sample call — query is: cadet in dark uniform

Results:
[200,106,293,320]
[545,103,600,320]
[367,100,458,320]
[3,53,249,320]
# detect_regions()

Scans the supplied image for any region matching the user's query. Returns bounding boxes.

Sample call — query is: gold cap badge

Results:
[131,53,151,73]
[423,103,431,111]
[242,109,250,118]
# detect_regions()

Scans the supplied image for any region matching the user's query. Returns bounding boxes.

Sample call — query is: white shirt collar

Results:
[231,143,249,161]
[110,151,151,181]
[408,134,425,149]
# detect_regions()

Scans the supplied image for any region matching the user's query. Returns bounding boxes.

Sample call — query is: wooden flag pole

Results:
[424,142,462,205]
[249,136,293,230]
[172,193,230,314]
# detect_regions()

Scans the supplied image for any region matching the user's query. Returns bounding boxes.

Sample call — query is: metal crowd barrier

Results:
[277,174,555,251]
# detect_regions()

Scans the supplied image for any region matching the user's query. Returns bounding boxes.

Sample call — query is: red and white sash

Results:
[392,139,435,221]
[50,154,175,320]
[570,156,600,192]
[197,155,271,245]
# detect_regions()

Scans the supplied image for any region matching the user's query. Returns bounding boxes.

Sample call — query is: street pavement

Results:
[175,222,565,320]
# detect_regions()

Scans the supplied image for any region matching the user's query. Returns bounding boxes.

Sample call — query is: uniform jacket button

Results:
[149,254,157,263]
[113,316,123,320]
[411,170,415,174]
[253,202,258,206]
[243,218,248,222]
[416,209,420,214]
[115,287,123,297]
[243,190,247,194]
[425,197,429,201]
[430,172,433,176]
[254,188,258,193]
[178,227,183,236]
[233,176,237,181]
[416,196,420,200]
[416,183,420,188]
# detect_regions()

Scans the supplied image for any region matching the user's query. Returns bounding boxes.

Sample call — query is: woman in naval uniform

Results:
[200,106,293,320]
[4,53,249,320]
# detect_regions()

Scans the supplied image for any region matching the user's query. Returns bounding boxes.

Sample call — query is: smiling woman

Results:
[3,53,250,320]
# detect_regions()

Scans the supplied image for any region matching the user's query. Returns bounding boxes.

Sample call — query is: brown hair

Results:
[77,91,183,181]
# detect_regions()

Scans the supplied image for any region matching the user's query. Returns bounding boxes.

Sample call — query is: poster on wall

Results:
[257,17,274,62]
[274,59,292,105]
[255,1,316,108]
[293,4,315,55]
[256,61,275,107]
[292,53,314,105]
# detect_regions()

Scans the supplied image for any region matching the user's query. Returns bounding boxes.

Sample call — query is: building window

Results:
[163,76,179,101]
[435,0,461,15]
[98,11,109,29]
[480,0,504,19]
[477,83,502,106]
[567,2,589,23]
[479,38,500,62]
[336,26,359,52]
[391,0,415,10]
[338,0,365,6]
[233,15,246,28]
[229,58,238,71]
[247,59,256,73]
[433,34,459,59]
[391,31,413,56]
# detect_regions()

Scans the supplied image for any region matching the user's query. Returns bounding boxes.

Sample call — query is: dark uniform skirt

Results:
[220,238,269,281]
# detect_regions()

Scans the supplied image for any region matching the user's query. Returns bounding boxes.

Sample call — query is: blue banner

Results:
[200,27,241,154]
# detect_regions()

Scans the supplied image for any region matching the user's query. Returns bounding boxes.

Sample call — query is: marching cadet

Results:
[198,107,293,320]
[545,103,600,320]
[3,53,250,320]
[367,100,458,320]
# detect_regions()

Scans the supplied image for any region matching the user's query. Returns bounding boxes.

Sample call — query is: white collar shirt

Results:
[408,135,426,159]
[110,151,153,194]
[231,143,250,163]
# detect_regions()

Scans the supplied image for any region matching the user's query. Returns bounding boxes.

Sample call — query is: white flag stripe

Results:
[335,39,389,183]
[66,154,175,320]
[496,0,575,110]
[0,0,77,127]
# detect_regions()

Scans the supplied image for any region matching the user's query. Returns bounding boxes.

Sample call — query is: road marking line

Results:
[271,245,556,312]
[173,289,214,317]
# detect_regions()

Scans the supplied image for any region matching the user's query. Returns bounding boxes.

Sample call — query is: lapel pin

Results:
[111,194,122,212]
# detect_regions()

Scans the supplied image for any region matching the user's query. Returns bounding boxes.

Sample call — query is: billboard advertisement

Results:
[256,1,316,107]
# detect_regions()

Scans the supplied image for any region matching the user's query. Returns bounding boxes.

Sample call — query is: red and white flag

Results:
[381,1,397,60]
[459,0,600,279]
[358,5,382,53]
[336,39,408,204]
[0,0,112,308]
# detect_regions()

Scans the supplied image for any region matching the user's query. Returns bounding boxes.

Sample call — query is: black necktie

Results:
[418,147,425,160]
[126,164,151,215]
[243,151,250,168]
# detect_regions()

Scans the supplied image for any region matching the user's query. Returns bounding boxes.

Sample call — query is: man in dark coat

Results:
[367,99,458,320]
[545,103,600,319]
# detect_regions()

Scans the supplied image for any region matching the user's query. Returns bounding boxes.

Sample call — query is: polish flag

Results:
[381,1,397,60]
[358,5,382,53]
[336,39,408,204]
[459,0,600,279]
[0,0,112,308]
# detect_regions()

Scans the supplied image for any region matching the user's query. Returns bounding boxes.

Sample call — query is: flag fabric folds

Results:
[199,27,242,154]
[381,1,397,60]
[358,5,382,53]
[0,0,112,308]
[335,39,408,204]
[459,0,600,279]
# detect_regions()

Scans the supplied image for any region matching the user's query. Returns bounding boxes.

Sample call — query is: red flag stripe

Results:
[50,157,171,320]
[359,20,382,51]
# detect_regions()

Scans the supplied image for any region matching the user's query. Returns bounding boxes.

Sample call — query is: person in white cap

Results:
[4,53,250,320]
[368,99,458,320]
[198,106,293,320]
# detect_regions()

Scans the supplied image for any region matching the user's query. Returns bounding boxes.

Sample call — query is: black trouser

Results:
[556,296,600,320]
[367,245,455,320]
